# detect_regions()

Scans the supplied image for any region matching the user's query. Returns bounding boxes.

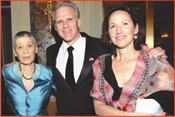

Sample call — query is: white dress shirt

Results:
[56,34,86,83]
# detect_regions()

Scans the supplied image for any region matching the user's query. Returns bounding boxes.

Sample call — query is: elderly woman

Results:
[1,31,56,116]
[90,5,174,116]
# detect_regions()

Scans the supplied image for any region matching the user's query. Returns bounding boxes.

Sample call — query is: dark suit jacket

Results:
[1,75,16,115]
[46,32,107,115]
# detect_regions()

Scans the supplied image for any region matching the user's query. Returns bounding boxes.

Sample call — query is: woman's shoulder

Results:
[140,49,174,77]
[36,64,52,76]
[140,48,169,65]
[93,53,110,69]
[93,53,110,63]
[35,64,52,72]
[34,64,52,79]
[2,63,16,73]
[93,53,110,66]
[97,53,110,60]
[2,63,19,79]
[39,64,51,69]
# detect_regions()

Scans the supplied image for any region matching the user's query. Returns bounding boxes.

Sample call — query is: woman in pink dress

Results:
[90,5,174,116]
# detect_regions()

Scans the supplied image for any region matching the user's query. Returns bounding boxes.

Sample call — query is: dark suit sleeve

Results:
[1,75,15,115]
[145,91,174,115]
[46,46,50,67]
[46,45,58,97]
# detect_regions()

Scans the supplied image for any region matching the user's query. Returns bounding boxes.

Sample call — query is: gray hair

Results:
[51,1,80,25]
[13,31,37,50]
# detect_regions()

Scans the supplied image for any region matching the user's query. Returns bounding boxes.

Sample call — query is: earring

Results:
[110,40,112,43]
[134,33,137,39]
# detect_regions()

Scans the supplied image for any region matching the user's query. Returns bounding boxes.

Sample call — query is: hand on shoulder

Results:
[4,61,18,66]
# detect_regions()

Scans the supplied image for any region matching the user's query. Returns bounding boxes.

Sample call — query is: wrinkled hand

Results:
[148,47,167,59]
[4,61,18,66]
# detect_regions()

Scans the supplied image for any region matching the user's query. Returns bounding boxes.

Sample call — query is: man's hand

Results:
[148,47,167,59]
[4,61,18,66]
[141,43,167,59]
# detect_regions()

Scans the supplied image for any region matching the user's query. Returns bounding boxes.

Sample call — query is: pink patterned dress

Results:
[90,49,174,114]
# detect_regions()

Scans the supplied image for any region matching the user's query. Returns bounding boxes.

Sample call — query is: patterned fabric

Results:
[90,49,174,112]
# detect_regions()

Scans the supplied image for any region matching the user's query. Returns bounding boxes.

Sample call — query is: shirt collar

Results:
[62,34,85,55]
[13,62,41,79]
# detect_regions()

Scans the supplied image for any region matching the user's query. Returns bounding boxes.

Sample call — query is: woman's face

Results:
[108,10,139,49]
[14,36,37,65]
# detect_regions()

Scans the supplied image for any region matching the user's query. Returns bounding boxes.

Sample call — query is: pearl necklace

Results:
[19,63,35,80]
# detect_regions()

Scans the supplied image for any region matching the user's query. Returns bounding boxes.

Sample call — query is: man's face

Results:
[54,6,81,46]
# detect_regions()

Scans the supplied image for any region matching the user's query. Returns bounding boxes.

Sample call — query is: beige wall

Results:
[11,1,103,39]
[74,1,103,38]
[11,1,31,38]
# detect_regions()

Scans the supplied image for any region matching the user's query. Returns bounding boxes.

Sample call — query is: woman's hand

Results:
[159,112,166,116]
[94,100,153,116]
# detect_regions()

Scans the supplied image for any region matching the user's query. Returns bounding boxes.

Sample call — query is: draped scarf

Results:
[90,49,174,112]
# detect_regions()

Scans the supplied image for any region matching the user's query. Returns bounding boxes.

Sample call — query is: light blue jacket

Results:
[2,63,56,116]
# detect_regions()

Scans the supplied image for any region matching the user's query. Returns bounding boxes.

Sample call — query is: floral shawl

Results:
[90,49,174,112]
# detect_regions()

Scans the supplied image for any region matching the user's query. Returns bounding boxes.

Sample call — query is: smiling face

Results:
[108,10,139,49]
[54,6,81,46]
[14,36,37,65]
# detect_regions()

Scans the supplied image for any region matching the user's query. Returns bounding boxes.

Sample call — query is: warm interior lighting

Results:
[136,8,140,10]
[161,33,169,38]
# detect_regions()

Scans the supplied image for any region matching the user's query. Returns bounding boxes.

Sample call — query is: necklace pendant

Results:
[19,62,35,80]
[22,74,33,80]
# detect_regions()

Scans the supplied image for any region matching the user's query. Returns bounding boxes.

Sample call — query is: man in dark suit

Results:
[46,1,167,116]
[46,1,106,115]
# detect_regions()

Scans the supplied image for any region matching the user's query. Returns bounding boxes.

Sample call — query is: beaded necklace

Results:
[19,63,35,80]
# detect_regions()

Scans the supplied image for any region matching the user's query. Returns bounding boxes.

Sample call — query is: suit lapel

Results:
[49,43,60,68]
[76,37,98,87]
[53,67,71,90]
[49,42,72,90]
